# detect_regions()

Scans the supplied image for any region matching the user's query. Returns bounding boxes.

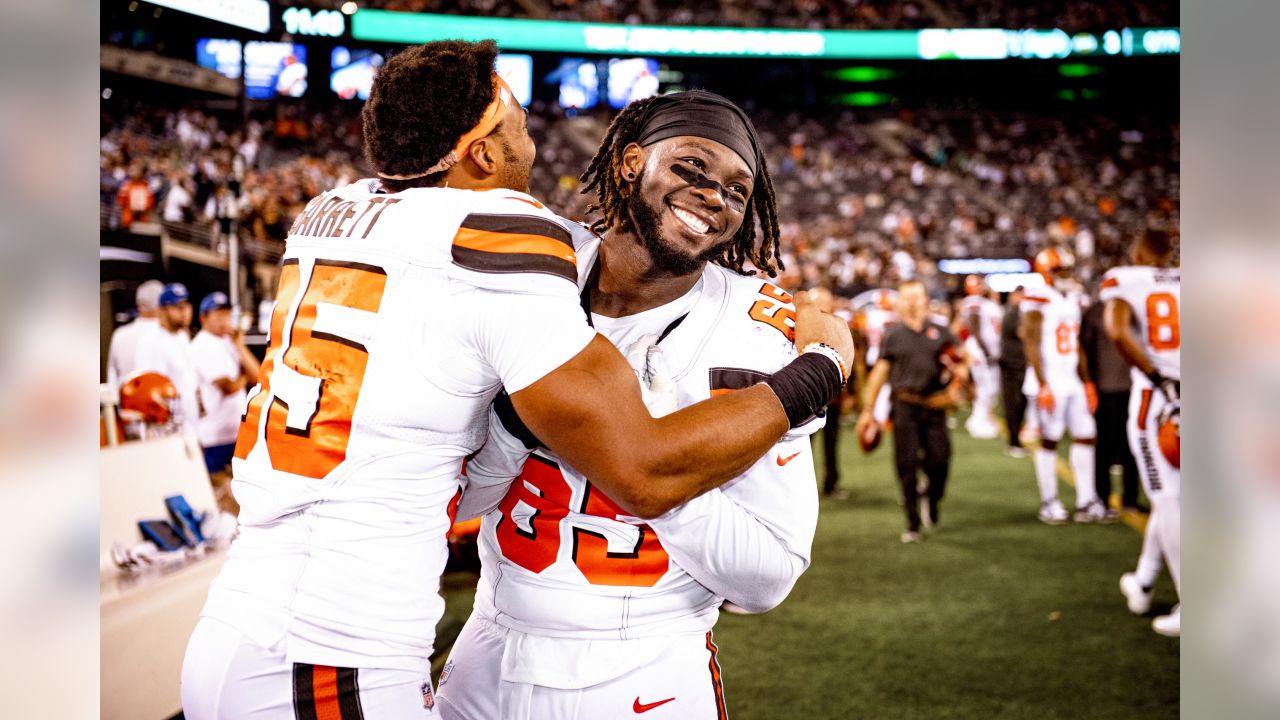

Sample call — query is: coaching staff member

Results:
[1000,285,1030,457]
[857,280,968,543]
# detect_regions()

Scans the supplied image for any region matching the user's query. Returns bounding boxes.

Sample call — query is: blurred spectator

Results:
[190,292,260,476]
[100,101,1177,323]
[134,283,198,433]
[115,165,153,228]
[106,279,164,385]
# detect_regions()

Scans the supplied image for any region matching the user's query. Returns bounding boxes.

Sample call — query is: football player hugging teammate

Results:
[180,42,853,719]
[437,91,829,720]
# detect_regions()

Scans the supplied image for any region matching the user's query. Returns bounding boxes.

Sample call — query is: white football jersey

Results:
[464,242,821,677]
[200,181,596,673]
[1099,265,1181,382]
[959,294,1002,360]
[850,288,897,366]
[1020,284,1084,393]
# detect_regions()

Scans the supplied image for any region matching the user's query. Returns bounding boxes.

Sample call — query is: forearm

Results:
[1023,317,1046,385]
[614,385,791,517]
[1104,300,1156,377]
[649,489,807,613]
[861,361,889,412]
[513,338,793,519]
[1112,332,1155,377]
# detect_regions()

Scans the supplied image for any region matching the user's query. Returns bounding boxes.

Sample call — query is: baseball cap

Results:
[158,283,191,307]
[199,291,231,316]
[135,280,165,311]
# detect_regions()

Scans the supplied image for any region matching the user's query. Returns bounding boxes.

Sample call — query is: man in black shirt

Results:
[857,280,968,542]
[999,286,1030,457]
[1080,296,1143,511]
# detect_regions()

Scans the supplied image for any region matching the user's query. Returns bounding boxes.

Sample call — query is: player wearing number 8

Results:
[435,91,822,720]
[181,42,853,719]
[1102,229,1181,637]
[1020,247,1111,525]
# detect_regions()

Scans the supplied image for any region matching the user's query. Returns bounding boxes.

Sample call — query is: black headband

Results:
[633,90,761,178]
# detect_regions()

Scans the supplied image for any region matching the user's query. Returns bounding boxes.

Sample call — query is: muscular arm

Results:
[512,336,790,519]
[647,438,817,613]
[1103,298,1155,376]
[1022,310,1047,386]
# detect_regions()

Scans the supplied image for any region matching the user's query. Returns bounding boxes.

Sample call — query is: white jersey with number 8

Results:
[1020,284,1084,394]
[1099,266,1181,382]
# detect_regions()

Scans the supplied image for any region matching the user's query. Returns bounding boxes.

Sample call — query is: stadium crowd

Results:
[362,0,1175,31]
[100,99,1177,311]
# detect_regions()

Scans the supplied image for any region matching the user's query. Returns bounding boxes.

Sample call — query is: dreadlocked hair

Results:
[362,40,498,192]
[578,98,784,277]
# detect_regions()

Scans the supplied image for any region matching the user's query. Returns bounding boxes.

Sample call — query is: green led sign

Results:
[352,11,1178,60]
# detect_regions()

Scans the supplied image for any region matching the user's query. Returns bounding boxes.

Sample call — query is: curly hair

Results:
[578,97,784,277]
[362,40,499,192]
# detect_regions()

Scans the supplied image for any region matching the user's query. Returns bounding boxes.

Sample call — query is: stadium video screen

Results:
[196,39,308,99]
[495,53,533,107]
[551,59,600,109]
[330,47,384,101]
[606,58,660,109]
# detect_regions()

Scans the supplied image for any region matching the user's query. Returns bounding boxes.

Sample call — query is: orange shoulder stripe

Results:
[453,227,576,263]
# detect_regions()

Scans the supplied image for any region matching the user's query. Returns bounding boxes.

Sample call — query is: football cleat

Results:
[1152,605,1180,638]
[1038,500,1069,525]
[1119,573,1154,615]
[1074,499,1116,524]
[900,530,923,544]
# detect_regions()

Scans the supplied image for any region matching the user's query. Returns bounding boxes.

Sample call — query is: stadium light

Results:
[341,1,358,15]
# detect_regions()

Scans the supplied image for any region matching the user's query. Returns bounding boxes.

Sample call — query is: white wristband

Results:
[801,342,848,384]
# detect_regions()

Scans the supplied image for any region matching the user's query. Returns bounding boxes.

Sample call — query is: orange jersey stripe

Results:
[707,631,728,720]
[453,227,577,263]
[312,665,341,720]
[1100,276,1119,289]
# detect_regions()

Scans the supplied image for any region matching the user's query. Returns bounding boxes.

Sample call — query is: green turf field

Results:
[436,416,1179,719]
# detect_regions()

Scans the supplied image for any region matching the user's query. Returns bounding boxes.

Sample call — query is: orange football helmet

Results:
[1033,247,1075,285]
[1156,402,1180,469]
[118,371,181,430]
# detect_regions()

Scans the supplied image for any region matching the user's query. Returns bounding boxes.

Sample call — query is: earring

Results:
[623,172,636,181]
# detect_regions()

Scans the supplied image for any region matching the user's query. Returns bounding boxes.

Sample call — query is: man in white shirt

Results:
[134,283,199,433]
[190,292,260,475]
[106,279,163,384]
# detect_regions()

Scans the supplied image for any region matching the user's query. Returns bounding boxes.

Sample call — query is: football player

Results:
[180,43,852,719]
[435,91,827,720]
[1020,248,1110,524]
[1101,228,1180,637]
[960,275,1003,439]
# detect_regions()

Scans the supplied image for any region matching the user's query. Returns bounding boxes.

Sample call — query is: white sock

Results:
[1154,496,1181,597]
[1070,443,1097,507]
[1034,448,1058,503]
[1135,511,1163,588]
